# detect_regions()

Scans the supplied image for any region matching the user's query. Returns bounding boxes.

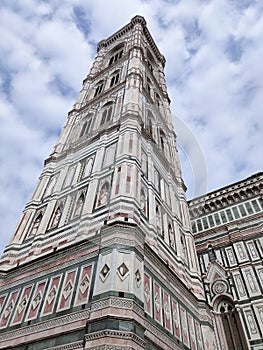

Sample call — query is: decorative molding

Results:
[48,341,84,350]
[0,310,90,342]
[91,297,144,317]
[85,330,146,348]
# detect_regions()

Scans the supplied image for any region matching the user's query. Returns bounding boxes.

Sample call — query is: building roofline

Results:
[188,171,263,205]
[97,15,166,67]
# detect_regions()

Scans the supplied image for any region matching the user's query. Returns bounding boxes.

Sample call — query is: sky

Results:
[0,0,262,255]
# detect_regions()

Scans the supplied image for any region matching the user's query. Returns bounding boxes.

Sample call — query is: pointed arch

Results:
[100,102,114,126]
[110,70,120,87]
[73,192,85,218]
[214,298,249,350]
[50,205,62,228]
[28,212,43,238]
[82,156,94,178]
[94,80,105,97]
[97,181,110,207]
[108,43,124,66]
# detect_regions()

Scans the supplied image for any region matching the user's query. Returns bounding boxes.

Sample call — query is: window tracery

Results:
[108,48,123,66]
[50,206,62,229]
[100,103,113,126]
[28,212,43,238]
[110,70,120,87]
[96,181,110,207]
[94,80,104,97]
[73,193,85,218]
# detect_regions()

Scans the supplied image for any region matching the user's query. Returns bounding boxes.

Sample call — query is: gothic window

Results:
[100,103,113,126]
[73,193,85,218]
[97,181,110,207]
[218,300,248,350]
[28,213,43,238]
[79,118,92,138]
[94,80,104,97]
[50,206,62,229]
[110,70,120,87]
[108,48,123,66]
[82,156,94,179]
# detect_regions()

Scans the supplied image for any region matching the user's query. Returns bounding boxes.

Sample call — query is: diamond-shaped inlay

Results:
[4,301,14,318]
[117,262,129,278]
[79,275,90,294]
[62,280,73,300]
[47,286,57,305]
[100,264,110,281]
[135,269,142,287]
[32,292,42,310]
[17,297,27,314]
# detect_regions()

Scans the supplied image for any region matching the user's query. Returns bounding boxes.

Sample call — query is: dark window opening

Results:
[109,50,123,66]
[94,81,104,97]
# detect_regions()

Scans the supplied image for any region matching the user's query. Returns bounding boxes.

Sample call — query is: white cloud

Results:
[0,0,262,255]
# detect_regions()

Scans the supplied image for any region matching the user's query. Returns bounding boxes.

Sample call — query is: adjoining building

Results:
[0,16,262,350]
[189,172,263,350]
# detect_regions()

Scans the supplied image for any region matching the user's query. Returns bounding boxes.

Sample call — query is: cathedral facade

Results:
[189,172,263,350]
[0,16,262,350]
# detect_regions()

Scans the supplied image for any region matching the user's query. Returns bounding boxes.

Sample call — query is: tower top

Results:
[97,15,166,67]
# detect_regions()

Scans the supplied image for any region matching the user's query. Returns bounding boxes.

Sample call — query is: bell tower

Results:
[0,16,216,350]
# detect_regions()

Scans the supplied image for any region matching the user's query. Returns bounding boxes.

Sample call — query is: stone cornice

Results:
[188,172,262,218]
[97,15,165,67]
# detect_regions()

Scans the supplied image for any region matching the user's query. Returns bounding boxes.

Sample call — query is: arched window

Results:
[97,181,110,207]
[28,213,43,238]
[108,47,123,66]
[100,103,113,126]
[110,71,120,87]
[82,156,94,178]
[51,206,62,228]
[94,80,104,97]
[73,193,85,218]
[218,300,248,350]
[79,118,92,138]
